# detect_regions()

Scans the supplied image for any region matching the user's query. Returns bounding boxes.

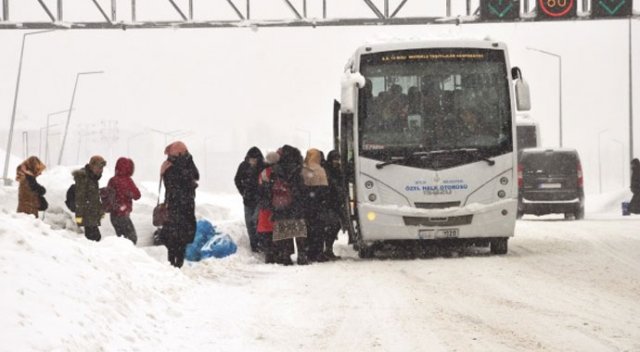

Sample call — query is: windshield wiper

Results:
[375,155,412,169]
[375,148,494,169]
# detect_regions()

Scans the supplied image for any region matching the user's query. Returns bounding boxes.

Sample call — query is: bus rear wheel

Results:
[490,238,508,255]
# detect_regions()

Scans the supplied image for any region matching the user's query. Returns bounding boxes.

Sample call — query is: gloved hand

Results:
[75,216,83,225]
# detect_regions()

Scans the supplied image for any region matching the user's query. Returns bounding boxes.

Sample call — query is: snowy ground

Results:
[1,166,639,351]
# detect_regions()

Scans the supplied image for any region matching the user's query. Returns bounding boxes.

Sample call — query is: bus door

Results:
[333,99,358,244]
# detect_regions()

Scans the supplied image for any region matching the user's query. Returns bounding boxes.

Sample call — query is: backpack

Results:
[271,177,293,210]
[100,186,116,213]
[65,184,76,212]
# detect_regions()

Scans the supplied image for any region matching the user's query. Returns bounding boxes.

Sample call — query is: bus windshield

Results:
[358,48,512,169]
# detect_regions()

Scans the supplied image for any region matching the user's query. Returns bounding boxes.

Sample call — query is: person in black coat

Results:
[271,145,308,265]
[234,146,264,252]
[629,158,640,214]
[160,141,200,268]
[324,150,347,259]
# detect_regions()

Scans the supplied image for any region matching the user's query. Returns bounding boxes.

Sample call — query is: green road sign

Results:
[536,0,577,20]
[591,0,633,17]
[481,0,521,21]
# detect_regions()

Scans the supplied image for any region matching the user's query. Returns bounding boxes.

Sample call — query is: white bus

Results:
[334,39,530,258]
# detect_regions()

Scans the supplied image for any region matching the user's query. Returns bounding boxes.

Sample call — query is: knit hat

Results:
[89,155,106,168]
[164,141,188,157]
[265,151,280,165]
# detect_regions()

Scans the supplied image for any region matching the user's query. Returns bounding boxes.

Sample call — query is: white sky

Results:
[0,1,639,193]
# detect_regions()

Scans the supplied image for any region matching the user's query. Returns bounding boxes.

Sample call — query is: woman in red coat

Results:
[107,157,141,244]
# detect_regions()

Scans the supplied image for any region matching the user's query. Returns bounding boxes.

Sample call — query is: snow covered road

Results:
[152,216,640,352]
[2,176,639,351]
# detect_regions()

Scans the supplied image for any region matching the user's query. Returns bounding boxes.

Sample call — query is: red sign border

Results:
[538,0,575,17]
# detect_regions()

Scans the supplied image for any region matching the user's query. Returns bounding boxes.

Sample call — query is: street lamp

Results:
[2,29,56,185]
[44,109,72,165]
[57,70,105,166]
[598,129,608,194]
[527,47,563,148]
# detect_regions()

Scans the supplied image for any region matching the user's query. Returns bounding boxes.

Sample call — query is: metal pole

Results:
[45,109,70,165]
[629,19,634,162]
[131,0,136,22]
[111,0,116,21]
[526,47,562,148]
[3,30,55,186]
[58,71,103,166]
[559,55,563,148]
[57,0,63,21]
[446,0,451,17]
[2,0,8,21]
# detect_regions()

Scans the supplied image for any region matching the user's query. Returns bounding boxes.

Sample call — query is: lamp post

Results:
[3,29,56,185]
[44,109,72,165]
[57,70,104,166]
[527,47,563,148]
[598,129,608,194]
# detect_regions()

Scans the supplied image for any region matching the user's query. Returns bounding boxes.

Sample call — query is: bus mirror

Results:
[515,78,531,111]
[340,71,365,114]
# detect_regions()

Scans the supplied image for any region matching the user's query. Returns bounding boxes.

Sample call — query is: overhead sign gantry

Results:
[0,0,637,29]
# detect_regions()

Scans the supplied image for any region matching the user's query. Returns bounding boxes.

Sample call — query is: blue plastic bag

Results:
[185,220,216,262]
[200,234,237,259]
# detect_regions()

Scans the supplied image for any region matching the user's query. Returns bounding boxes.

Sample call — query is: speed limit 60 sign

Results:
[537,0,577,19]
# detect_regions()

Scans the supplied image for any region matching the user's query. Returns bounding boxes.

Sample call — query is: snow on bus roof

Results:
[356,36,506,55]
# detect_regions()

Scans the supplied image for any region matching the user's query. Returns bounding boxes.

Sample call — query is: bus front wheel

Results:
[357,243,375,259]
[490,238,508,255]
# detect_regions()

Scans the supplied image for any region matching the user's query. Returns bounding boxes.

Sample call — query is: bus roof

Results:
[352,39,507,57]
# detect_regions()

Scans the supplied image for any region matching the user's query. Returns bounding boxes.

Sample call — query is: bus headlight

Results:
[497,190,506,198]
[367,212,377,221]
[365,180,374,189]
[500,177,509,185]
[368,193,377,202]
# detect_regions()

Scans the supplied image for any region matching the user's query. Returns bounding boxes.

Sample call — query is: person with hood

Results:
[301,148,334,262]
[160,141,200,268]
[107,157,141,244]
[73,155,106,241]
[324,150,347,259]
[16,156,47,218]
[271,145,308,265]
[234,146,265,252]
[256,151,282,264]
[629,158,640,214]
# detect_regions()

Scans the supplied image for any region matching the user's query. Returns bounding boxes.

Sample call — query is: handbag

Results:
[152,176,168,227]
[272,218,307,241]
[153,203,168,227]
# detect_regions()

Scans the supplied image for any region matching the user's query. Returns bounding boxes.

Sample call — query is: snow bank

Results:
[0,211,192,351]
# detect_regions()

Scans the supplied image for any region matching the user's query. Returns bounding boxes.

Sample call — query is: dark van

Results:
[517,148,585,220]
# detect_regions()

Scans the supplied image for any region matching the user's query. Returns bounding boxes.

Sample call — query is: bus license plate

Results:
[539,183,561,189]
[437,229,459,238]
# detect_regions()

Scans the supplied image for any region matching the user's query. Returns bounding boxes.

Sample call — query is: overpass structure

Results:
[0,0,637,29]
